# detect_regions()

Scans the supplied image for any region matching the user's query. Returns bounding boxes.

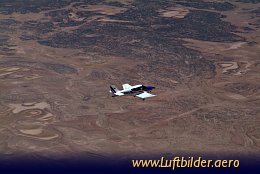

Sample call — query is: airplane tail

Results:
[110,85,119,94]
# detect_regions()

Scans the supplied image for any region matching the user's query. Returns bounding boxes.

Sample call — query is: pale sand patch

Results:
[68,12,85,22]
[22,102,36,106]
[219,63,233,68]
[38,113,54,121]
[83,15,131,23]
[24,74,42,80]
[0,67,20,72]
[218,62,239,73]
[20,128,43,135]
[0,67,31,78]
[234,61,254,75]
[97,17,131,23]
[0,12,48,22]
[224,42,246,50]
[16,133,59,140]
[81,5,127,15]
[105,0,133,5]
[0,67,20,77]
[9,102,50,114]
[10,81,24,85]
[36,134,59,140]
[27,110,43,115]
[234,71,244,75]
[227,93,246,100]
[170,79,180,84]
[182,38,247,53]
[158,7,189,19]
[0,71,15,77]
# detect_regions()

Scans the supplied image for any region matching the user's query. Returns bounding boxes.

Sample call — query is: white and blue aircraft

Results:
[109,84,156,100]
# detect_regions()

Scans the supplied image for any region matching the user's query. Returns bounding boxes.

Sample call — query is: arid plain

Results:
[0,0,259,160]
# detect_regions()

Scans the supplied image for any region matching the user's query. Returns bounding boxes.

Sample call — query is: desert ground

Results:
[0,0,259,159]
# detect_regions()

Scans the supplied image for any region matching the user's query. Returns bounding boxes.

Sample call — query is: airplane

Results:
[109,84,156,100]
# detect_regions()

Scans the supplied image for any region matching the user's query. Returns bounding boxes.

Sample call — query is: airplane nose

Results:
[145,86,155,90]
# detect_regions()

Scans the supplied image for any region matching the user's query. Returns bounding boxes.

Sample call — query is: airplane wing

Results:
[122,84,132,90]
[136,91,156,99]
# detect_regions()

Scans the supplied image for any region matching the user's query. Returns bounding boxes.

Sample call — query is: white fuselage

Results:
[114,85,143,96]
